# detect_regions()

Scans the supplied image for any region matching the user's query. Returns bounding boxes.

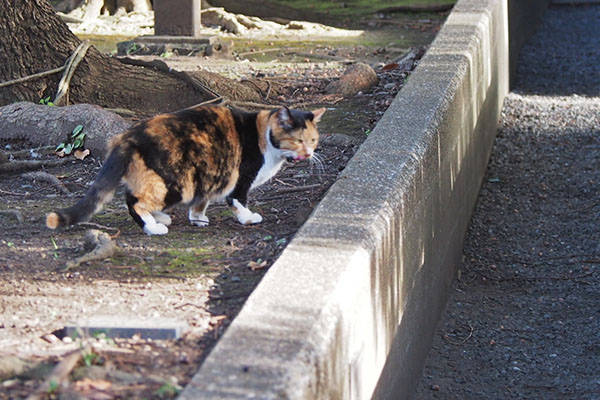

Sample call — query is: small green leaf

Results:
[73,138,82,148]
[262,235,273,241]
[55,142,66,152]
[47,379,59,394]
[71,124,84,137]
[74,132,86,145]
[64,143,74,155]
[127,43,138,54]
[83,351,97,367]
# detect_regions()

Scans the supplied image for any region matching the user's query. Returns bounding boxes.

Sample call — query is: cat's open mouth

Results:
[287,155,309,163]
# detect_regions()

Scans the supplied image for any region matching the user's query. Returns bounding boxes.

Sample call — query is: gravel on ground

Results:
[415,5,600,399]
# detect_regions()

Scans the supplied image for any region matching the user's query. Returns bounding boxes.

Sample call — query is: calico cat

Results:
[46,104,325,235]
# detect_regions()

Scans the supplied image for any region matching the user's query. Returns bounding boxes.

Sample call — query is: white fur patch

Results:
[142,214,169,235]
[152,211,172,226]
[252,129,285,189]
[231,199,263,225]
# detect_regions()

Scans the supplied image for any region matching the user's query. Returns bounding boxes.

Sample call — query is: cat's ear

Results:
[311,108,326,123]
[277,107,293,130]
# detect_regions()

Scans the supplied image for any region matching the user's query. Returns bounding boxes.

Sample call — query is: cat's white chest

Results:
[252,143,284,189]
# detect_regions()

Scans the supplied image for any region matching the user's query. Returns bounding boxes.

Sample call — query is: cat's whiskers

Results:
[309,153,325,176]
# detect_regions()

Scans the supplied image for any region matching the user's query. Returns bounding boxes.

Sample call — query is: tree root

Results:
[116,57,221,100]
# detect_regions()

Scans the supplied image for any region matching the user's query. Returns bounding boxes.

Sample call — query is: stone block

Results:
[65,316,189,340]
[154,0,202,37]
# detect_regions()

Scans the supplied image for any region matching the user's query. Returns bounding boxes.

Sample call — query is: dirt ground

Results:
[0,4,445,399]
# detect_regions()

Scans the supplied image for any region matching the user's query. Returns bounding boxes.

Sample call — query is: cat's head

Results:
[267,107,325,162]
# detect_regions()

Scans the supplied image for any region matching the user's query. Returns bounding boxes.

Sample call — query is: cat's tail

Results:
[46,147,130,229]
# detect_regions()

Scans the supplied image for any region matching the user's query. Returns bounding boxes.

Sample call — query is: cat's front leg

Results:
[189,199,210,227]
[229,198,262,225]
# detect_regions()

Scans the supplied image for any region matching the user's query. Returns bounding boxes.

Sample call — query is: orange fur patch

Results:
[123,153,168,212]
[256,110,270,153]
[180,168,196,204]
[46,212,59,229]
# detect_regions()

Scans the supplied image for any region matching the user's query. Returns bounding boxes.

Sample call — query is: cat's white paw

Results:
[144,223,169,235]
[231,199,262,225]
[152,211,172,226]
[247,212,263,225]
[236,210,263,225]
[189,209,209,227]
[190,218,209,227]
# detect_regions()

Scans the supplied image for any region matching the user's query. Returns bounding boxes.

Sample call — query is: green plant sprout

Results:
[56,124,86,155]
[50,236,59,259]
[39,96,55,106]
[155,381,182,398]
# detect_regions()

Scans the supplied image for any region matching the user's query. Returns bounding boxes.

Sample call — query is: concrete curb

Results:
[179,0,547,398]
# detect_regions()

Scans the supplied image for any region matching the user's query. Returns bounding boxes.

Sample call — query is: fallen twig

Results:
[64,229,117,270]
[6,146,55,159]
[26,349,82,400]
[230,100,279,109]
[0,158,73,174]
[442,322,474,345]
[22,171,71,195]
[0,66,65,89]
[0,188,28,196]
[76,222,121,239]
[0,209,24,223]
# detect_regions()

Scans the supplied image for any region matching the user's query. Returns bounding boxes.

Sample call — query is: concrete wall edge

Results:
[178,0,548,398]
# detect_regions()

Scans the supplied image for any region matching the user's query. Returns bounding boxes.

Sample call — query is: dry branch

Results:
[22,171,72,195]
[26,350,82,400]
[0,158,73,174]
[64,229,118,270]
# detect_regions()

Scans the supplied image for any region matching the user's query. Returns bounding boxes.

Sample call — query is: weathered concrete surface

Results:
[179,0,548,399]
[154,0,202,37]
[508,0,550,85]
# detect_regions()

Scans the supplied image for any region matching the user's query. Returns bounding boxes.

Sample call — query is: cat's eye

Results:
[296,139,303,144]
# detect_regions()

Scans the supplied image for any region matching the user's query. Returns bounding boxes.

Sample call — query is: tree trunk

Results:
[0,0,217,116]
[117,0,152,13]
